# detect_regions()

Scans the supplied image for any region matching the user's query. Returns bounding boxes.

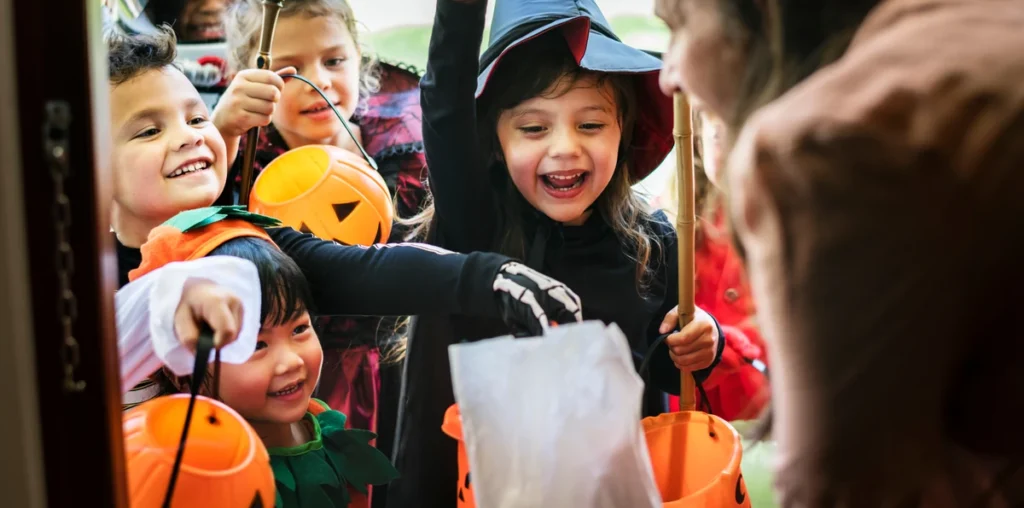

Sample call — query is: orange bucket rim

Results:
[252,144,379,208]
[134,394,263,478]
[642,410,746,482]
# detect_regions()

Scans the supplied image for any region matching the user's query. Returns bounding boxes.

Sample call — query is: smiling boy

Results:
[108,27,228,281]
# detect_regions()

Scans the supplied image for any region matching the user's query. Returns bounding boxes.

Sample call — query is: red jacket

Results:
[668,220,770,421]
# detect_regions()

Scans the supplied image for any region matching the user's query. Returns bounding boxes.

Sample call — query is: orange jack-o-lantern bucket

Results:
[441,404,475,508]
[123,394,276,507]
[249,144,393,246]
[641,411,750,507]
[443,404,749,508]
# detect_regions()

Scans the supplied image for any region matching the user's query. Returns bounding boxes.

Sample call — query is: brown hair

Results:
[224,0,380,110]
[403,31,665,287]
[696,0,882,440]
[716,0,880,131]
[106,25,180,86]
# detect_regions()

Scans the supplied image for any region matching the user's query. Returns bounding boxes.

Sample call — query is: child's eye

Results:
[254,341,268,351]
[579,122,605,131]
[189,116,208,126]
[292,323,311,336]
[518,125,546,134]
[325,58,347,68]
[134,127,160,139]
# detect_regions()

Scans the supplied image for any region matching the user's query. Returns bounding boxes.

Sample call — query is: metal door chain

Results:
[44,101,86,393]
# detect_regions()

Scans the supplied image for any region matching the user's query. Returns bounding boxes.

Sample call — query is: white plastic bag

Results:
[448,320,661,508]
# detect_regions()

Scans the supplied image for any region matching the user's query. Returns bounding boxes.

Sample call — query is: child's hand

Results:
[492,262,582,336]
[660,305,719,371]
[212,67,296,139]
[175,278,244,351]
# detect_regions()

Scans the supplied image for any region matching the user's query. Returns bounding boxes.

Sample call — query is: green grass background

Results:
[735,421,779,507]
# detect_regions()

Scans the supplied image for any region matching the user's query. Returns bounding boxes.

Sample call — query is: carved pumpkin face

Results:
[249,145,393,246]
[123,394,276,507]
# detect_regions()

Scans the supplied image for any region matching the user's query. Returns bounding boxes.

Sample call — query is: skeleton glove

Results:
[492,262,583,337]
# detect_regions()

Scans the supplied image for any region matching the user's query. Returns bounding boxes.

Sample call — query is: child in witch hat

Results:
[127,207,397,508]
[390,1,725,505]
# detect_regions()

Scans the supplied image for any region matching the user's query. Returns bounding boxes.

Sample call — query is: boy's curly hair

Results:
[107,25,180,86]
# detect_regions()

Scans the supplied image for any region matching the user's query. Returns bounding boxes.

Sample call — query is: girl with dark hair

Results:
[387,1,726,506]
[657,0,1024,505]
[125,210,401,507]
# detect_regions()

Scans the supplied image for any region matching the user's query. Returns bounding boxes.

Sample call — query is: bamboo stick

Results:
[673,92,697,411]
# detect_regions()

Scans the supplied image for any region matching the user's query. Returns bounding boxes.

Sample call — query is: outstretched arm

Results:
[268,227,582,334]
[117,256,259,395]
[420,0,497,252]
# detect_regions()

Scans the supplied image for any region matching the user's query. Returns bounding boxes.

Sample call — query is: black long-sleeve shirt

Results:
[416,0,718,393]
[116,227,512,319]
[387,1,723,507]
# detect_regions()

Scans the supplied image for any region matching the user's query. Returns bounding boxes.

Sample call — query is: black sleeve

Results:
[420,0,497,253]
[645,214,725,395]
[268,227,510,318]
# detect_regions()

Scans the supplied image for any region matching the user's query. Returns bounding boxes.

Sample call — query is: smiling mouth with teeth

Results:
[302,103,339,114]
[167,160,211,178]
[542,172,588,190]
[268,381,303,397]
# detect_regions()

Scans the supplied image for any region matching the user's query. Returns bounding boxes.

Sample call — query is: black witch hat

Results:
[476,0,673,182]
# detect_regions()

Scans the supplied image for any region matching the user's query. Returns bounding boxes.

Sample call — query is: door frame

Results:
[9,0,127,505]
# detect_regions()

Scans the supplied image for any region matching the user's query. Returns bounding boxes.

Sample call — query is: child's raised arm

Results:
[268,227,581,335]
[420,0,496,253]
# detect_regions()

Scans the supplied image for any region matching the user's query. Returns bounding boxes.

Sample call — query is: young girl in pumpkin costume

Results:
[127,207,403,508]
[212,0,434,459]
[387,1,725,505]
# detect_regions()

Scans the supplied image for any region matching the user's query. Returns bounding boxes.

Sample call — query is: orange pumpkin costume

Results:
[126,207,399,508]
[127,206,280,282]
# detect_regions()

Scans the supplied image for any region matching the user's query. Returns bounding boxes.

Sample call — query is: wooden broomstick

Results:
[674,92,698,412]
[238,0,284,208]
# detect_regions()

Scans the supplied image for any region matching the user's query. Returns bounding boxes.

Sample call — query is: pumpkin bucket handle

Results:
[162,323,219,508]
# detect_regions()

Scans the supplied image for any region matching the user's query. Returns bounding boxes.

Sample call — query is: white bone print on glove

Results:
[492,262,582,336]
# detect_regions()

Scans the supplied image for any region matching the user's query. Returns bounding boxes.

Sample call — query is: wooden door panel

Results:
[12,1,126,506]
